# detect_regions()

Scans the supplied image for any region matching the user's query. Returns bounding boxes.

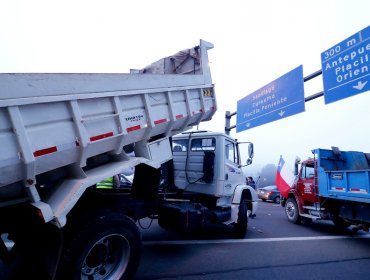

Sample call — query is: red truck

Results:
[279,147,370,232]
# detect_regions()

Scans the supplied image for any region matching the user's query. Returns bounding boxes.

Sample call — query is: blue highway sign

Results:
[236,65,305,133]
[321,25,370,104]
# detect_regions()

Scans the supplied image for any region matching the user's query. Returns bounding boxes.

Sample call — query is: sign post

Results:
[321,25,370,104]
[236,65,305,133]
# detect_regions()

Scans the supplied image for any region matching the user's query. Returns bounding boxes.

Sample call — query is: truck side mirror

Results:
[294,158,300,176]
[245,143,254,166]
[248,143,254,159]
[237,141,254,167]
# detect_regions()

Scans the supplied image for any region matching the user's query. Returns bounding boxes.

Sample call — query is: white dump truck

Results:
[158,131,257,237]
[0,40,257,280]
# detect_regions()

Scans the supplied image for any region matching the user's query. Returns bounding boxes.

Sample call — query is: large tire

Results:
[285,198,301,224]
[57,210,141,280]
[234,199,248,238]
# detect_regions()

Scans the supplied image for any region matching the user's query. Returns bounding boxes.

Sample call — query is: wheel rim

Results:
[285,201,296,220]
[81,234,130,280]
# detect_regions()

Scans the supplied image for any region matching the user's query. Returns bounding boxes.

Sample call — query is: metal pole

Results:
[304,69,324,101]
[225,111,230,135]
[304,69,322,82]
[225,111,236,135]
[305,91,324,102]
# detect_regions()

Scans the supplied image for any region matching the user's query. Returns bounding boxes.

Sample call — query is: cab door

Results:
[297,163,318,203]
[224,139,244,196]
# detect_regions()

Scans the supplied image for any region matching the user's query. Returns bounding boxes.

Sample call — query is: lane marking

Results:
[143,235,370,246]
[6,235,370,248]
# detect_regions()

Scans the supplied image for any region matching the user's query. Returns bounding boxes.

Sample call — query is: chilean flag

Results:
[276,156,295,198]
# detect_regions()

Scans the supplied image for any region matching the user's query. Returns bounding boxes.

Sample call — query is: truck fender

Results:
[230,185,258,223]
[286,190,305,215]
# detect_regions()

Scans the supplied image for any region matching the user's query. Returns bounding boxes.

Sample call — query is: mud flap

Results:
[6,223,62,280]
[131,164,161,200]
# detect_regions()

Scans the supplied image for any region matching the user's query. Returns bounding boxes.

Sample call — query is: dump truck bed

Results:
[0,40,216,189]
[315,148,370,203]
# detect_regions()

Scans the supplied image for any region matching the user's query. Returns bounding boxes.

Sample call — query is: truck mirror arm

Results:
[239,158,253,168]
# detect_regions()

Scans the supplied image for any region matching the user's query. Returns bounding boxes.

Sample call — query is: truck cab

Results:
[295,159,319,205]
[172,131,248,197]
[157,130,258,238]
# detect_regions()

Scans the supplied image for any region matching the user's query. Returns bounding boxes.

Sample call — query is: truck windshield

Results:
[301,164,315,179]
[190,138,216,151]
[172,139,189,152]
[172,138,216,152]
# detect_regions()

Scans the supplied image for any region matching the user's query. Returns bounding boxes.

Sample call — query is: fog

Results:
[0,0,369,179]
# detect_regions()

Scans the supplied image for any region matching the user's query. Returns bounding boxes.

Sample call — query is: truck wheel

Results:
[57,210,141,280]
[234,199,248,238]
[285,198,301,224]
[274,196,281,204]
[332,216,351,230]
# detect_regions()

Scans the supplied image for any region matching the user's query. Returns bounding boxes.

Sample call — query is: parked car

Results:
[257,185,281,203]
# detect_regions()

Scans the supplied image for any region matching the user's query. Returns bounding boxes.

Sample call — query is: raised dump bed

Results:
[0,40,216,191]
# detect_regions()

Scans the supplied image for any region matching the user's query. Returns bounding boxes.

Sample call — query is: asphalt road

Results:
[1,201,369,279]
[135,201,370,280]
